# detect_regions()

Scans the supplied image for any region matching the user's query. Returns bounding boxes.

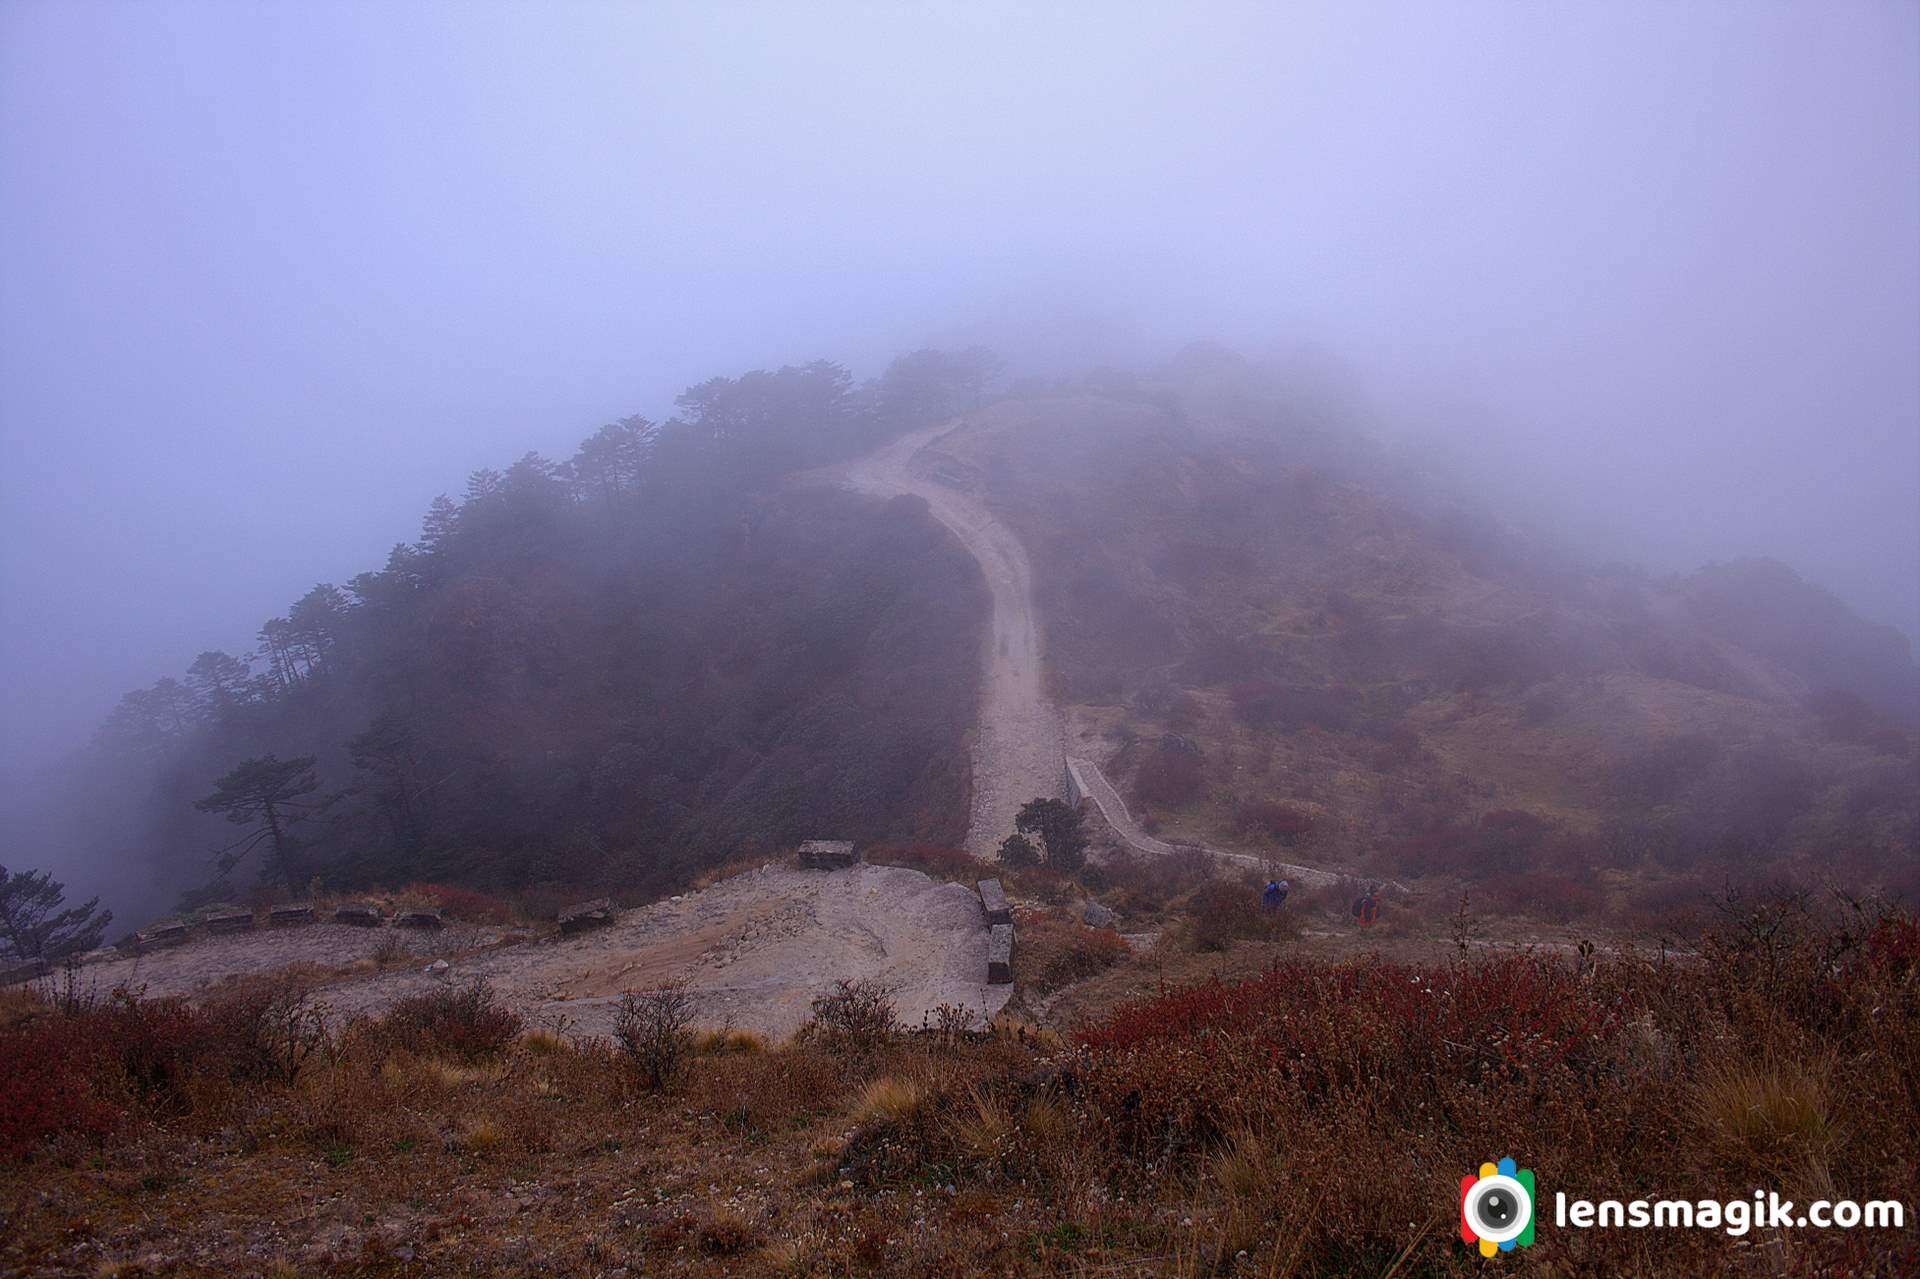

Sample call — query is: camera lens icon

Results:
[1460,1158,1536,1256]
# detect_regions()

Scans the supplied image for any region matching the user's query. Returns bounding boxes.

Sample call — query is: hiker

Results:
[1351,885,1381,927]
[1261,879,1288,913]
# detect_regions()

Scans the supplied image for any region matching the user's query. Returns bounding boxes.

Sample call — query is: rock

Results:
[1080,900,1117,929]
[977,879,1011,926]
[797,839,858,869]
[987,923,1014,985]
[268,905,315,927]
[424,959,451,976]
[205,911,255,934]
[394,909,444,930]
[558,898,614,933]
[335,904,385,928]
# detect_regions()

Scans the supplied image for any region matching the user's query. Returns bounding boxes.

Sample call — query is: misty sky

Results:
[3,1,1917,782]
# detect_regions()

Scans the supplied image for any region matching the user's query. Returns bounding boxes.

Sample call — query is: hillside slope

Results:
[916,373,1918,903]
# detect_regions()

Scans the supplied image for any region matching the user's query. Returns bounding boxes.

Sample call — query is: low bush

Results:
[867,843,989,883]
[804,978,898,1056]
[1184,878,1281,952]
[1237,800,1317,845]
[378,979,523,1061]
[402,882,513,924]
[1013,910,1131,993]
[615,980,697,1089]
[1485,869,1605,925]
[1132,736,1205,808]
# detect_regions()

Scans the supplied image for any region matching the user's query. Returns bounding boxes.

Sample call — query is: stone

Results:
[269,905,315,927]
[977,879,1011,926]
[424,959,450,976]
[987,923,1014,985]
[1080,900,1117,929]
[394,909,444,930]
[0,957,49,986]
[558,897,614,933]
[335,904,385,928]
[205,911,255,934]
[797,839,857,869]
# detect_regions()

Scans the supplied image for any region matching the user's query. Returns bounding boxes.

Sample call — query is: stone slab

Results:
[977,878,1011,926]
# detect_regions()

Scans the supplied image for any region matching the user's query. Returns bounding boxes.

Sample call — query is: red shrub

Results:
[1485,870,1605,924]
[405,882,513,924]
[1227,681,1356,732]
[0,1016,119,1157]
[379,979,523,1060]
[867,844,988,883]
[1239,801,1317,845]
[1185,879,1269,951]
[1133,739,1205,807]
[1081,954,1614,1078]
[1865,915,1920,978]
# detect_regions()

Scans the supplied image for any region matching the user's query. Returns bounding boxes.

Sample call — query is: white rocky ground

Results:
[63,864,1010,1039]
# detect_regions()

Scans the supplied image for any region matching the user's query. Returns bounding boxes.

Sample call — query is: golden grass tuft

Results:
[518,1027,572,1055]
[990,1016,1063,1051]
[1210,1124,1281,1201]
[950,1088,1016,1161]
[694,1026,769,1055]
[853,1074,929,1126]
[1693,1054,1838,1179]
[1022,1095,1069,1147]
[460,1116,504,1153]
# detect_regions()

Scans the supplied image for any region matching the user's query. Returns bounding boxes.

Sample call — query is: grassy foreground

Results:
[2,893,1916,1277]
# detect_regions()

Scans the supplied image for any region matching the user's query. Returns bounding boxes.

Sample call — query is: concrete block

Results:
[205,911,255,935]
[334,904,385,927]
[977,878,1011,926]
[394,909,444,930]
[987,923,1014,985]
[268,905,315,927]
[142,922,189,948]
[0,957,49,986]
[797,840,857,869]
[558,897,614,933]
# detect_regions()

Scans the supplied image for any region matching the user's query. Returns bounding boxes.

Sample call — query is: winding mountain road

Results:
[828,423,1066,856]
[823,423,1338,886]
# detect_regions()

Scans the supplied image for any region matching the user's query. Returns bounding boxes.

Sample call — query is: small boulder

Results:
[394,909,444,930]
[1080,900,1117,930]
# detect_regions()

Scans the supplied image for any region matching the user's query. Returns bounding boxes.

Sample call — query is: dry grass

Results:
[1693,1054,1840,1182]
[693,1026,768,1055]
[518,1027,572,1055]
[852,1075,929,1126]
[1,899,1913,1276]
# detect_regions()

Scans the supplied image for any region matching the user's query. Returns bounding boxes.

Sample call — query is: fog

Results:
[3,0,1916,797]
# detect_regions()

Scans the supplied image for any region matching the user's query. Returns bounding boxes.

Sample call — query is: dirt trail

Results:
[1065,756,1340,885]
[65,865,1011,1040]
[825,424,1065,855]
